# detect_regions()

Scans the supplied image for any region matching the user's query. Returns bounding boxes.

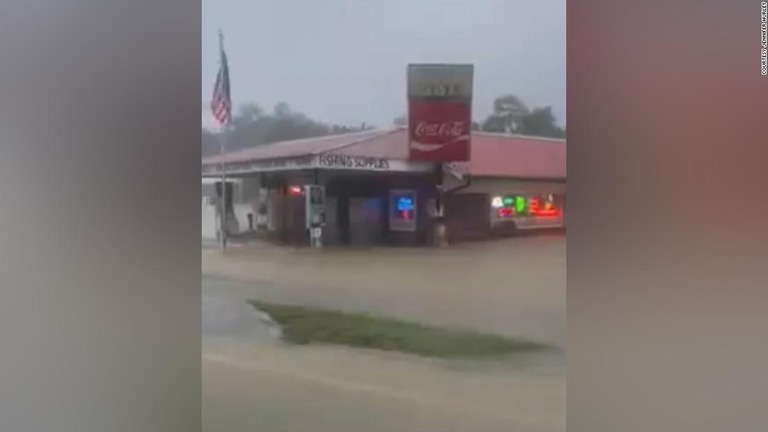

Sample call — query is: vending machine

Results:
[305,185,326,247]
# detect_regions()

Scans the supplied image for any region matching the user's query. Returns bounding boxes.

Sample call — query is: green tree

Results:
[480,94,564,138]
[273,102,291,118]
[481,114,508,133]
[482,94,529,133]
[519,107,565,138]
[229,102,263,131]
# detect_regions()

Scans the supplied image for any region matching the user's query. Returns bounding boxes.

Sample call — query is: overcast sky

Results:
[202,0,565,130]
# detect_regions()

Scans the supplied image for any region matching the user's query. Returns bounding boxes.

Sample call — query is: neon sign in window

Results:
[492,194,561,218]
[530,196,559,217]
[497,207,514,218]
[515,196,527,214]
[397,197,414,211]
[389,190,417,232]
[396,196,415,220]
[492,195,518,218]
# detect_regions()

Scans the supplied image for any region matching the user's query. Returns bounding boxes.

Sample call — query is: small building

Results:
[201,127,565,246]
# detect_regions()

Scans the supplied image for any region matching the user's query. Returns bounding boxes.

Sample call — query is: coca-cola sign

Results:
[414,121,465,138]
[407,64,473,162]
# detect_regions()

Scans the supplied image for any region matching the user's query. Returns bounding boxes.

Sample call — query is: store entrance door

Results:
[349,197,384,245]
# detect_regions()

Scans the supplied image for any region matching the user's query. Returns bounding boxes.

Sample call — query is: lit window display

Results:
[396,196,415,220]
[287,185,303,196]
[491,195,519,218]
[515,196,526,214]
[389,189,417,232]
[491,194,562,218]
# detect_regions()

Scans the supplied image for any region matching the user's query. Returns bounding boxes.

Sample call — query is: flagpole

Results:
[218,29,228,251]
[219,123,228,250]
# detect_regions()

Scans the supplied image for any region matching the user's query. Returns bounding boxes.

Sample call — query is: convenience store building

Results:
[201,127,565,246]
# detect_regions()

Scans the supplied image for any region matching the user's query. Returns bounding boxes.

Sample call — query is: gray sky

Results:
[202,0,565,130]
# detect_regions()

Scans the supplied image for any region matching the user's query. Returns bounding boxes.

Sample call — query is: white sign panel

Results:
[407,64,474,99]
[317,154,391,170]
[202,155,433,176]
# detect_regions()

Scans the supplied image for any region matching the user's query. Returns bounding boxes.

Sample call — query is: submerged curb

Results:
[252,308,284,339]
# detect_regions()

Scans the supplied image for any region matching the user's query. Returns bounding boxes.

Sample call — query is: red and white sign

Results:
[407,64,473,162]
[408,101,471,161]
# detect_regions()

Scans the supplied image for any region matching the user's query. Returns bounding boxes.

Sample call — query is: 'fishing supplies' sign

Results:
[407,64,473,162]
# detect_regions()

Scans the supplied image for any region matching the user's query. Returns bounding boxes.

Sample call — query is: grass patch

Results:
[249,300,551,358]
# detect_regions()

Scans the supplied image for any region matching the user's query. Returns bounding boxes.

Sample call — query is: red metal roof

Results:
[201,129,392,165]
[202,128,565,179]
[451,132,566,179]
[325,129,410,159]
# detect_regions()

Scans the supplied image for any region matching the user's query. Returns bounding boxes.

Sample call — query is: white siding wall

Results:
[233,203,253,233]
[447,177,566,195]
[202,198,218,240]
[202,178,254,238]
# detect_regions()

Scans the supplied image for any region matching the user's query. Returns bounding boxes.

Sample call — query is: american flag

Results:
[210,35,231,125]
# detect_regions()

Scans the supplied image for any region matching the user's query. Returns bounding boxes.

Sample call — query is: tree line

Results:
[202,102,373,157]
[202,94,564,157]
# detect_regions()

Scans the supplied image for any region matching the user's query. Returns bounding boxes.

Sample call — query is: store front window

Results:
[490,194,564,225]
[491,194,564,228]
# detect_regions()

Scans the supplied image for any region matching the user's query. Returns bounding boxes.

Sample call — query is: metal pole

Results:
[219,126,228,250]
[434,163,447,247]
[311,169,322,249]
[218,30,228,251]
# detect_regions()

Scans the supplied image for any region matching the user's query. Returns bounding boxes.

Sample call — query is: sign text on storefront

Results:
[317,154,390,170]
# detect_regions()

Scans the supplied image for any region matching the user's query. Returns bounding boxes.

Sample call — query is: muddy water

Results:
[203,338,565,432]
[202,286,564,432]
[202,235,566,432]
[202,235,566,347]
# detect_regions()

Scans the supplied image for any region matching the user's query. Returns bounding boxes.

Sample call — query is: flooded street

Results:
[202,291,282,342]
[203,234,566,346]
[202,235,566,431]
